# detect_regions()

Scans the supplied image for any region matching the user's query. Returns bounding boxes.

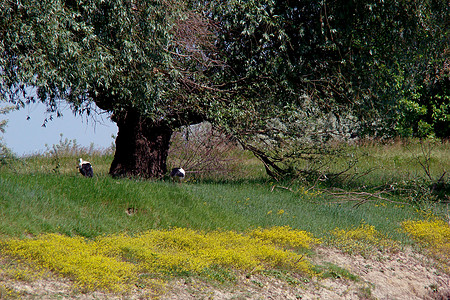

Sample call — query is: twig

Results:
[271,185,295,193]
[323,188,412,208]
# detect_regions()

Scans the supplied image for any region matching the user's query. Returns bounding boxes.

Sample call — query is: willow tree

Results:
[1,0,219,177]
[1,0,447,178]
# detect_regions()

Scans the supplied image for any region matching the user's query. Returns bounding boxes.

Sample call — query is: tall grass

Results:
[318,139,450,186]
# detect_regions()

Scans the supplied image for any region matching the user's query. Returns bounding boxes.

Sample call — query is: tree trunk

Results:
[109,110,173,178]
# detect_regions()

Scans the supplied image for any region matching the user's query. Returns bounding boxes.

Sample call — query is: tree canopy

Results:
[1,0,448,178]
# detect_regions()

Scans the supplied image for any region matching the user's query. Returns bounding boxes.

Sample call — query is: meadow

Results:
[0,137,449,298]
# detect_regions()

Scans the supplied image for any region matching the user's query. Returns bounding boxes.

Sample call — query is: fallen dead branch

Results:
[271,184,412,208]
[321,187,412,208]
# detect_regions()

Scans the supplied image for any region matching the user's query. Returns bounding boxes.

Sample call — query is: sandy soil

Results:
[2,247,450,300]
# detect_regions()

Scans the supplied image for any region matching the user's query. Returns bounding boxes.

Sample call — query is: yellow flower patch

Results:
[402,219,450,272]
[2,233,137,292]
[329,224,400,256]
[97,227,317,275]
[1,227,320,292]
[248,226,321,249]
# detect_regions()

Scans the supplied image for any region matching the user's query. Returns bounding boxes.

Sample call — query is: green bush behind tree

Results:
[395,62,449,138]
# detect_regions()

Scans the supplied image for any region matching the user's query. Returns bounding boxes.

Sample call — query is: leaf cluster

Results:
[0,0,216,121]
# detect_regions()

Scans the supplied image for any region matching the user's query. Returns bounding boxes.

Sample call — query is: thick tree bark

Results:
[93,89,206,178]
[109,110,173,178]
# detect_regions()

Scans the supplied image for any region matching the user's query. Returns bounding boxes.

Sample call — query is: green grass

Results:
[324,138,449,188]
[316,262,360,281]
[0,167,425,243]
[1,138,448,242]
[0,172,235,237]
[0,138,449,294]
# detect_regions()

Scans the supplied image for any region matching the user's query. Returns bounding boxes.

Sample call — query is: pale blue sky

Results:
[2,102,118,156]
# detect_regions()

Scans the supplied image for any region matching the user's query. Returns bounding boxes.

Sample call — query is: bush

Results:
[0,105,17,166]
[168,122,251,179]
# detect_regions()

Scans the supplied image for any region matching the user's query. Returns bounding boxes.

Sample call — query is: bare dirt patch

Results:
[311,247,450,300]
[2,247,450,299]
[163,247,450,300]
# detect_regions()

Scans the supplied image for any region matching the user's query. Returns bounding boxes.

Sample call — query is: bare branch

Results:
[322,188,412,208]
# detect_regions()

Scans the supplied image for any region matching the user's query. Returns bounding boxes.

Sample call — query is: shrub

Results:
[0,106,16,166]
[168,122,247,179]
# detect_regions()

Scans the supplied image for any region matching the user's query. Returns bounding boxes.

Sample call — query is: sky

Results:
[1,102,118,156]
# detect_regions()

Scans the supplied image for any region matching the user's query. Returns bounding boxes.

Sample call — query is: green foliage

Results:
[317,263,360,281]
[1,0,448,178]
[0,0,185,114]
[210,0,448,131]
[395,64,450,138]
[0,105,16,166]
[207,0,449,176]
